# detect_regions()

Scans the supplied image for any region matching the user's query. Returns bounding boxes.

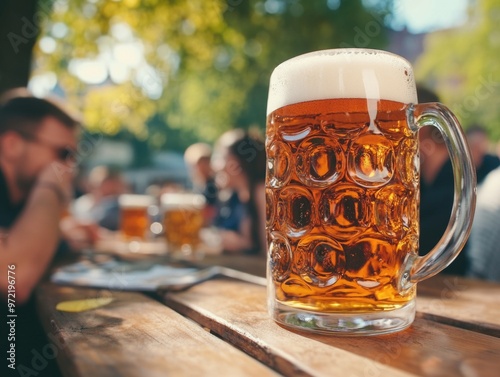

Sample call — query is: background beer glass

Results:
[118,194,155,241]
[161,192,206,258]
[265,49,476,335]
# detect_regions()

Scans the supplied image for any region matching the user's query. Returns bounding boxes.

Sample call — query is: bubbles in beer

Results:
[265,189,275,226]
[269,233,292,282]
[397,234,419,261]
[397,138,419,189]
[348,134,395,188]
[296,235,345,287]
[278,186,314,237]
[319,185,370,240]
[375,184,414,238]
[344,240,372,272]
[267,141,292,188]
[296,136,344,187]
[266,98,418,312]
[321,110,368,139]
[377,117,411,137]
[279,119,312,142]
[344,236,395,284]
[281,277,314,298]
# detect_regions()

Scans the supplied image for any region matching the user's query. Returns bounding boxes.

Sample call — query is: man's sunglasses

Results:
[16,131,73,160]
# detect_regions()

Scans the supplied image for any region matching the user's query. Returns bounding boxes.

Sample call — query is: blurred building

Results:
[387,28,426,64]
[83,139,188,193]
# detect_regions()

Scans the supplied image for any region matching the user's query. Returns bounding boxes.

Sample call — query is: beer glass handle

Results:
[404,103,477,286]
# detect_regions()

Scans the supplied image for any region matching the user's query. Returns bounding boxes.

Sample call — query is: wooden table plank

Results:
[36,283,280,377]
[198,254,267,277]
[417,275,500,337]
[198,256,500,337]
[163,279,500,377]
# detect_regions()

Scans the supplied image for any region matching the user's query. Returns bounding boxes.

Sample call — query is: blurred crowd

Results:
[68,128,267,256]
[0,89,267,374]
[0,89,267,305]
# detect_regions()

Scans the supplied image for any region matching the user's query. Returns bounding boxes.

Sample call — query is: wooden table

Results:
[35,255,500,377]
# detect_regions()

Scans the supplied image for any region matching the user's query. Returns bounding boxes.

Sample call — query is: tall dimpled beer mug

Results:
[265,49,476,335]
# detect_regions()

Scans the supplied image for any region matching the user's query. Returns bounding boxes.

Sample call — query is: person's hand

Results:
[60,217,101,251]
[36,163,74,203]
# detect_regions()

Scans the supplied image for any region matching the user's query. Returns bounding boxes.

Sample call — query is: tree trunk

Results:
[0,0,44,95]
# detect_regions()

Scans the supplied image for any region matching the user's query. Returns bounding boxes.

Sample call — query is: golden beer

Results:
[119,194,154,240]
[266,49,476,335]
[161,193,205,254]
[267,98,418,312]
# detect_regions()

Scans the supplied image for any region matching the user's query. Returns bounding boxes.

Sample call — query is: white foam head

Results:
[118,194,155,208]
[267,49,417,115]
[161,193,206,209]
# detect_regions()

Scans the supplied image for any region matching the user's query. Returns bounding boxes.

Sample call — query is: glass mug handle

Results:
[401,103,477,290]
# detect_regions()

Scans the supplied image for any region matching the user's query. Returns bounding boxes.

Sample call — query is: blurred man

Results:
[0,91,80,303]
[0,90,83,376]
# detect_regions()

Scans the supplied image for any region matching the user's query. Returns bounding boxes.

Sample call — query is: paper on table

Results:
[51,260,200,292]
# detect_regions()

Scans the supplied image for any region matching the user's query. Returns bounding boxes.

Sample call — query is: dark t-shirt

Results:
[214,191,248,232]
[213,190,261,254]
[0,168,25,229]
[420,159,469,276]
[0,168,62,377]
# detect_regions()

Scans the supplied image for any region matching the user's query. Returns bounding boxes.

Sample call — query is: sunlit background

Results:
[392,0,468,32]
[4,0,497,190]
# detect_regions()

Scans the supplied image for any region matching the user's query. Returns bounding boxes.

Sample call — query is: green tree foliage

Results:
[32,0,393,150]
[415,0,500,140]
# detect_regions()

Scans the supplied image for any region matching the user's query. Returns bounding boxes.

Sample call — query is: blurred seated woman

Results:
[211,129,266,255]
